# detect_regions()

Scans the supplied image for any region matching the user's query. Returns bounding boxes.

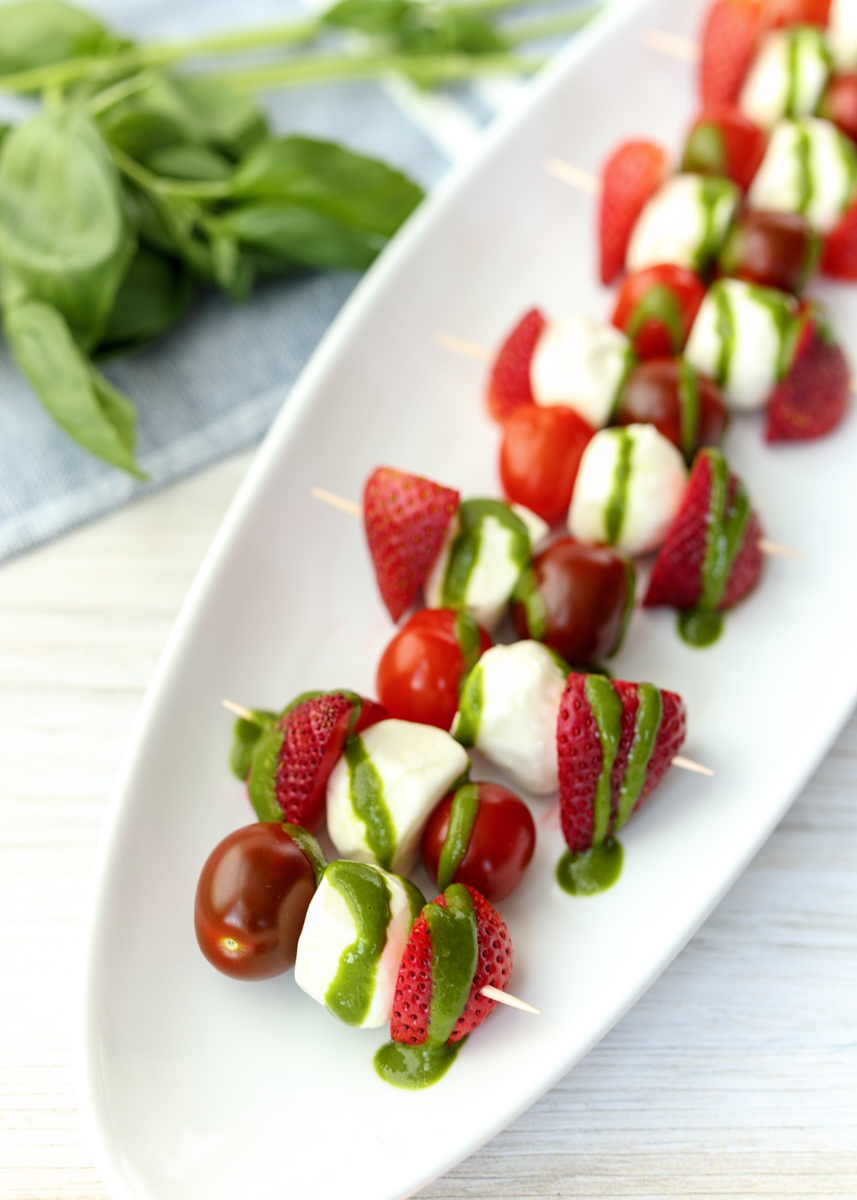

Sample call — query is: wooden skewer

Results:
[672,755,714,777]
[434,332,492,362]
[480,985,540,1015]
[222,699,255,721]
[757,538,806,561]
[544,156,601,194]
[642,27,700,62]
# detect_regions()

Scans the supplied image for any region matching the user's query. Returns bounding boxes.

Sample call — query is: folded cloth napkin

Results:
[0,0,466,561]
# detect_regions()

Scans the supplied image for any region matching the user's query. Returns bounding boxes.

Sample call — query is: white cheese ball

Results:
[627,174,739,274]
[294,864,415,1029]
[425,501,547,632]
[684,279,797,412]
[326,719,469,875]
[453,640,567,796]
[529,315,632,429]
[829,0,857,70]
[568,424,688,556]
[739,28,831,131]
[748,117,857,233]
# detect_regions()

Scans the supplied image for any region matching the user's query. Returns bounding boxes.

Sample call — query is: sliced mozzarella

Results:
[627,174,739,274]
[453,640,566,796]
[829,0,857,71]
[529,315,632,428]
[326,719,469,875]
[425,499,540,631]
[568,424,687,556]
[739,28,831,132]
[294,863,417,1029]
[684,278,797,412]
[748,117,857,233]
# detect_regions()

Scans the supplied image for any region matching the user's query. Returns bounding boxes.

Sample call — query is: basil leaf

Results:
[210,234,255,302]
[214,202,380,271]
[144,143,233,182]
[324,0,411,36]
[3,299,145,477]
[231,136,423,237]
[174,78,268,160]
[99,108,189,161]
[0,1,123,75]
[0,108,134,348]
[97,248,191,355]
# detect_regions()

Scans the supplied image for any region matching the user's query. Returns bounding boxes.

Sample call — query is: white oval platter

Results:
[76,0,857,1196]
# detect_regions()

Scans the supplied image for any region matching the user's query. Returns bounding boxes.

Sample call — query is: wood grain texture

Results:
[0,450,855,1200]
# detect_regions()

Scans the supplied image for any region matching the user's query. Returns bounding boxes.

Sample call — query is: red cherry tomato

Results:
[719,209,817,293]
[513,537,634,666]
[499,404,593,524]
[611,265,706,359]
[821,74,857,144]
[194,823,319,980]
[376,609,492,731]
[422,782,536,902]
[614,359,729,457]
[681,106,767,192]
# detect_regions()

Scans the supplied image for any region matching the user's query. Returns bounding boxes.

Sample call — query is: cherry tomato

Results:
[611,265,706,359]
[422,782,536,902]
[376,608,492,731]
[821,74,857,145]
[514,537,634,666]
[681,106,767,192]
[614,358,728,458]
[499,404,593,524]
[719,210,818,293]
[194,822,320,980]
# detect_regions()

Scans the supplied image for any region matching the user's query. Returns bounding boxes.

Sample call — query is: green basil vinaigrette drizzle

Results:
[374,1039,463,1089]
[714,284,735,389]
[453,663,483,747]
[346,736,395,870]
[324,862,392,1027]
[583,674,624,846]
[454,609,483,677]
[281,822,327,885]
[246,725,286,821]
[441,499,531,608]
[604,429,634,546]
[557,839,623,896]
[437,783,480,891]
[614,684,662,832]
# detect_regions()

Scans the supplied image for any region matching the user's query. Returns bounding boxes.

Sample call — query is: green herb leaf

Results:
[0,107,134,348]
[0,0,123,75]
[99,107,190,161]
[230,135,423,237]
[324,0,411,36]
[144,143,233,182]
[174,77,268,160]
[97,247,191,355]
[214,202,381,271]
[3,298,145,476]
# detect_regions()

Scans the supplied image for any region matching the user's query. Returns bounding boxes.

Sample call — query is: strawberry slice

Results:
[390,884,513,1046]
[766,308,850,441]
[599,140,668,285]
[644,448,763,612]
[700,0,764,107]
[822,195,857,281]
[487,308,546,424]
[363,467,460,622]
[557,674,686,855]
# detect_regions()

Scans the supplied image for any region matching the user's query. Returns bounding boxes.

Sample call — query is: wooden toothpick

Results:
[222,699,255,721]
[480,985,540,1015]
[545,156,600,194]
[672,755,714,777]
[435,332,492,362]
[757,538,806,561]
[310,486,363,517]
[642,27,700,62]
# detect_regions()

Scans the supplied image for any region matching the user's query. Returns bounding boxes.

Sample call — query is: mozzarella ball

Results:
[530,315,633,429]
[748,117,857,233]
[627,174,739,274]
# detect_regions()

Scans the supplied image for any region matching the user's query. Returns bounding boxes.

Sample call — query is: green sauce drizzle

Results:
[609,558,637,659]
[325,861,392,1027]
[397,875,427,927]
[247,726,286,821]
[374,1039,463,1089]
[452,663,483,747]
[681,121,726,179]
[437,783,480,891]
[346,736,396,870]
[557,840,623,895]
[695,177,738,272]
[628,285,684,355]
[785,28,801,119]
[511,564,547,641]
[454,610,483,678]
[583,675,624,847]
[795,122,813,218]
[713,283,735,389]
[604,429,634,546]
[281,822,327,885]
[614,684,662,832]
[745,283,799,380]
[678,448,751,648]
[677,359,700,462]
[441,499,531,609]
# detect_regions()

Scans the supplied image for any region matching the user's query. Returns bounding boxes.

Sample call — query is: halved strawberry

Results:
[557,674,686,854]
[363,467,460,622]
[599,140,668,285]
[487,308,546,424]
[822,195,857,280]
[390,884,513,1046]
[700,0,764,107]
[766,309,850,441]
[644,448,763,611]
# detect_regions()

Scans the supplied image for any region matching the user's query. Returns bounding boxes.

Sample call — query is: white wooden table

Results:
[1,449,855,1200]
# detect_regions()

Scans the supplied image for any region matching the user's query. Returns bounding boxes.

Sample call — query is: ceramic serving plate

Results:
[76,0,857,1196]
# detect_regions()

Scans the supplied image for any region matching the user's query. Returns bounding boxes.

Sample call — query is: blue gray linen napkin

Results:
[0,0,504,561]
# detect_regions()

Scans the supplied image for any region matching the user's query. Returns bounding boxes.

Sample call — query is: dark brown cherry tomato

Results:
[195,822,319,980]
[513,537,634,666]
[719,209,818,294]
[820,74,857,145]
[614,358,728,459]
[681,106,767,192]
[499,403,594,524]
[422,782,536,902]
[611,265,706,359]
[376,608,492,731]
